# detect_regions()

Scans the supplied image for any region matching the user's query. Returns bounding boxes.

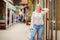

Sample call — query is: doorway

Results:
[7,9,10,26]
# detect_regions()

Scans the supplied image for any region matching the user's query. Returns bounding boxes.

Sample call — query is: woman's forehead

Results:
[37,6,41,8]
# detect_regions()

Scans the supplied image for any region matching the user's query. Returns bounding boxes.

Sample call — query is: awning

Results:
[4,0,16,11]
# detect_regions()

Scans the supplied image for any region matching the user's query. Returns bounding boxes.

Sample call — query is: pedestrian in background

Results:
[19,11,23,22]
[16,15,19,23]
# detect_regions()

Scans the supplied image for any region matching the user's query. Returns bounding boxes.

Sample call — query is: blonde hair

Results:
[35,4,42,11]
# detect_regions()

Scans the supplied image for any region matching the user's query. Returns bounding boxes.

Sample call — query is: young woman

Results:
[30,4,49,40]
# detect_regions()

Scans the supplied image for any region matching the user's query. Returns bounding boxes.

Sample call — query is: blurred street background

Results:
[0,0,60,40]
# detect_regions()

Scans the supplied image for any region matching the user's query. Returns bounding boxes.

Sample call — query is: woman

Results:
[30,4,49,40]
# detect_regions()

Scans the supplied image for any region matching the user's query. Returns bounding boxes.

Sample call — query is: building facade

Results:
[40,0,60,40]
[0,0,16,29]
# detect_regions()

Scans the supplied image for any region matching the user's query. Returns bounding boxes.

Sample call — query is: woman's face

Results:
[36,6,42,12]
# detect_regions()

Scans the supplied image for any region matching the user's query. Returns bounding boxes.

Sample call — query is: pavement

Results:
[0,23,30,40]
[0,23,60,40]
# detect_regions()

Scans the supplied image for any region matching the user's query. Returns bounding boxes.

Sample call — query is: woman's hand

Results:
[40,5,43,11]
[30,27,33,30]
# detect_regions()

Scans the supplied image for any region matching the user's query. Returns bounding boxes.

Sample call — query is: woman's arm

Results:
[30,12,34,29]
[41,8,49,14]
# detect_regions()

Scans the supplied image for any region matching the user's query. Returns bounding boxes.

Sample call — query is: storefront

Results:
[0,0,6,29]
[6,2,16,27]
[0,0,16,29]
